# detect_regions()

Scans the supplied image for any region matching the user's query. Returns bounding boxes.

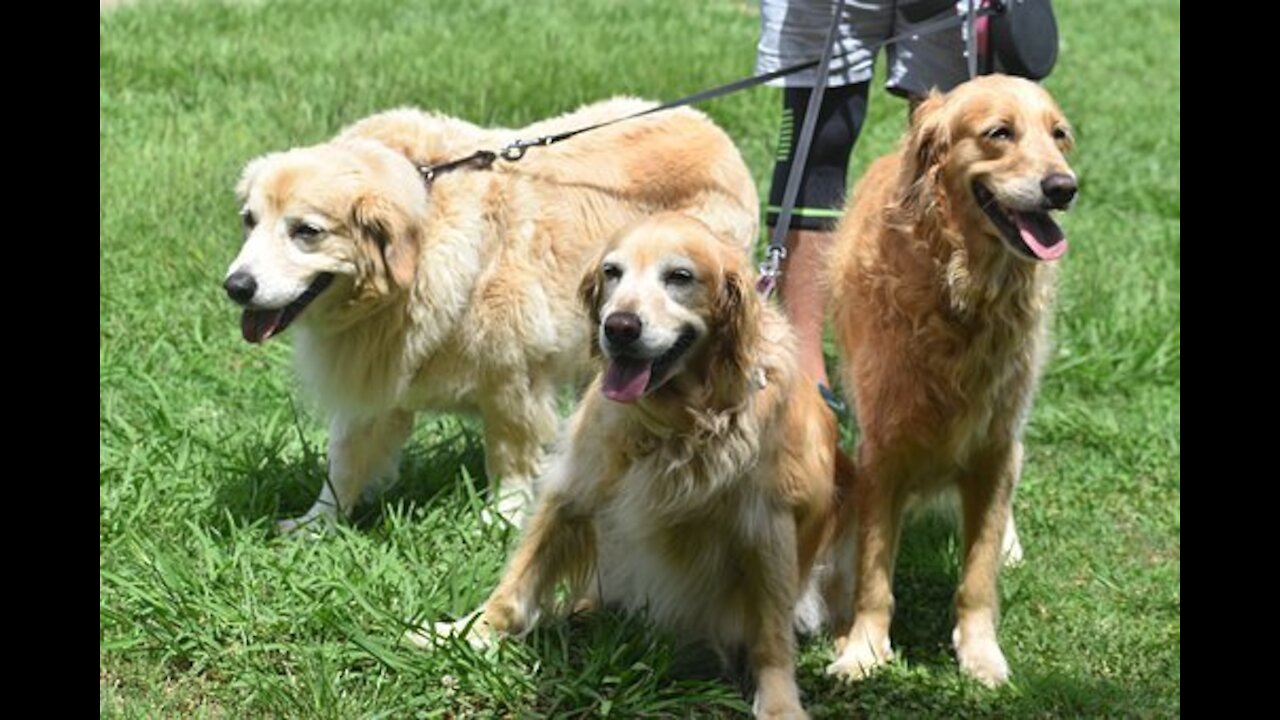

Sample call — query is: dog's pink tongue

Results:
[602,358,653,403]
[1013,211,1068,261]
[241,308,284,344]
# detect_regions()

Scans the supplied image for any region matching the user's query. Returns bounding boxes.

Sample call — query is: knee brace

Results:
[766,82,869,231]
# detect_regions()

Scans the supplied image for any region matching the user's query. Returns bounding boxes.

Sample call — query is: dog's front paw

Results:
[953,626,1010,687]
[826,630,893,681]
[405,610,499,652]
[751,688,808,720]
[276,506,338,536]
[754,699,809,720]
[360,467,402,505]
[755,703,809,720]
[481,480,535,528]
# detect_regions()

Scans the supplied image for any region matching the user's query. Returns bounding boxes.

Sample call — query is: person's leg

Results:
[778,229,834,385]
[766,83,870,388]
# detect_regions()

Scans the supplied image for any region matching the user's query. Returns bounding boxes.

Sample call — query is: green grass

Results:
[100,0,1179,716]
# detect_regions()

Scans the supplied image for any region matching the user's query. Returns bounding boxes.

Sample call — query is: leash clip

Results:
[756,245,787,297]
[499,142,528,162]
[500,135,556,162]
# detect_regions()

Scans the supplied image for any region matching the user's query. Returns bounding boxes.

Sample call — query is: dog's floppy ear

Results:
[235,153,278,202]
[711,266,761,402]
[904,90,950,182]
[898,90,953,222]
[352,193,420,291]
[578,255,606,357]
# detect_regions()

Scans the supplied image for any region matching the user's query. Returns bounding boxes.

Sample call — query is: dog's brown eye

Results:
[290,222,325,242]
[983,125,1013,140]
[664,268,695,286]
[985,126,1015,141]
[1052,127,1070,142]
[602,263,622,281]
[241,209,256,230]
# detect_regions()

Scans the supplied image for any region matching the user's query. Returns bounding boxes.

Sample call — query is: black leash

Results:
[416,58,829,183]
[416,1,1005,294]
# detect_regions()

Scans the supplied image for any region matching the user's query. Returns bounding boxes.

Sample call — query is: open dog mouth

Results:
[241,273,334,344]
[601,326,699,403]
[973,183,1068,261]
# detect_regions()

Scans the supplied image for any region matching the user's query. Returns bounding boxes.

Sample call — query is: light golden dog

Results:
[419,213,854,719]
[222,99,758,530]
[826,75,1077,686]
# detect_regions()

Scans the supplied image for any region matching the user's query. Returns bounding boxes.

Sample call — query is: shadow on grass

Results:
[799,516,1169,718]
[802,661,1165,719]
[485,591,1159,719]
[518,610,750,719]
[208,416,488,533]
[890,514,965,665]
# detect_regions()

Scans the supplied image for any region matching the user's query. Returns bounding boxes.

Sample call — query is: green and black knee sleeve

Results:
[766,82,869,232]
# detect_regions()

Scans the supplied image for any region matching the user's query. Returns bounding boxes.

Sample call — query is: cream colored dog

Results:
[419,214,856,719]
[223,99,758,530]
[826,75,1078,686]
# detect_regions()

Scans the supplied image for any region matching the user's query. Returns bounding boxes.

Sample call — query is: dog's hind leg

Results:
[792,571,828,637]
[816,447,860,636]
[1001,512,1024,568]
[478,382,560,526]
[278,410,414,534]
[1000,442,1026,568]
[817,517,857,638]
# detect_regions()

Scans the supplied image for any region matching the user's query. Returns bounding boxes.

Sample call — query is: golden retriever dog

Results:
[222,99,758,531]
[418,213,854,719]
[825,75,1077,686]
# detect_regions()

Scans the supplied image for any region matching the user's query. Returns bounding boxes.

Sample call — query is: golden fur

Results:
[223,98,758,530]
[826,76,1077,686]
[420,214,855,719]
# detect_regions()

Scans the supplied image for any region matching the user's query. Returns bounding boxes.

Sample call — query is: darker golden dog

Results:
[827,75,1077,686]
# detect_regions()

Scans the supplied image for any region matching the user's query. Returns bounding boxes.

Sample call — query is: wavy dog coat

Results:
[826,75,1078,686]
[425,214,856,718]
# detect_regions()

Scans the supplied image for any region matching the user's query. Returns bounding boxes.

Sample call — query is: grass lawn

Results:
[100,0,1179,716]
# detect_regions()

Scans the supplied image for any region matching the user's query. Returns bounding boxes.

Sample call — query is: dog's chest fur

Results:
[851,249,1055,477]
[589,420,775,647]
[933,292,1050,464]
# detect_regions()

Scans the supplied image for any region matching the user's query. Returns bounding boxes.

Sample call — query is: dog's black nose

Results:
[1041,173,1078,209]
[604,312,642,346]
[224,271,257,305]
